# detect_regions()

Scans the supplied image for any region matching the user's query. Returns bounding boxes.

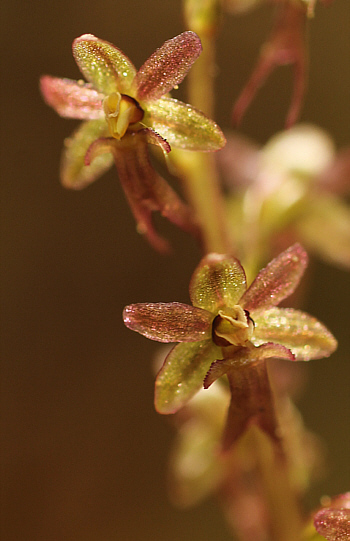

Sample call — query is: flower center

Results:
[103,92,144,140]
[212,305,254,347]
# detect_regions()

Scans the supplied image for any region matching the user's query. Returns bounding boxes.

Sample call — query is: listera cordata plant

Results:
[40,32,225,252]
[123,243,337,451]
[40,13,344,541]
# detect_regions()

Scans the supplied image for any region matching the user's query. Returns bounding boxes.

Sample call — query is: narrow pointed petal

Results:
[73,34,137,95]
[204,343,295,388]
[232,2,307,128]
[155,340,220,414]
[40,76,105,120]
[297,195,350,269]
[222,361,279,451]
[240,243,308,314]
[145,97,226,151]
[190,253,247,313]
[252,307,337,360]
[60,120,112,189]
[134,31,202,102]
[314,508,350,541]
[111,134,200,252]
[123,302,213,342]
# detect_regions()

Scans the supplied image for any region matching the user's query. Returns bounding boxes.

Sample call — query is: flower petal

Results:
[155,340,220,414]
[61,120,113,189]
[110,133,200,252]
[222,360,279,451]
[190,253,247,313]
[252,307,337,360]
[240,243,308,314]
[40,76,105,120]
[232,2,307,128]
[145,97,226,151]
[314,508,350,541]
[123,302,213,342]
[134,31,202,102]
[204,343,295,388]
[72,34,137,95]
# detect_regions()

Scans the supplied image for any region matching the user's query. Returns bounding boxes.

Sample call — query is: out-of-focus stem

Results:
[250,427,303,541]
[187,31,216,118]
[221,423,304,541]
[172,151,230,253]
[178,0,231,254]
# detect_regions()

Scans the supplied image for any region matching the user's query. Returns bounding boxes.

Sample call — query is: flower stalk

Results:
[178,0,231,253]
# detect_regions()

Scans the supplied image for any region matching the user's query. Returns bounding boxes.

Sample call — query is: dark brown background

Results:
[1,1,349,540]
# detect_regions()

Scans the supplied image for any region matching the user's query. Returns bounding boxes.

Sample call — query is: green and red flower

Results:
[40,32,225,251]
[123,243,337,448]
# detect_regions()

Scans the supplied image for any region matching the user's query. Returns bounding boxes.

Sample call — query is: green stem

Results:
[177,0,231,254]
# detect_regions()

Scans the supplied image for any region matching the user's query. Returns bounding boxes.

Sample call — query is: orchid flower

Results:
[219,125,350,272]
[123,243,336,449]
[40,32,225,251]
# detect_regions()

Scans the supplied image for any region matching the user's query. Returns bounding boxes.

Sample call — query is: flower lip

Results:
[212,306,255,347]
[103,92,144,139]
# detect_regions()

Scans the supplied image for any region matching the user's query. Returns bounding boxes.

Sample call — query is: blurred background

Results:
[1,1,349,539]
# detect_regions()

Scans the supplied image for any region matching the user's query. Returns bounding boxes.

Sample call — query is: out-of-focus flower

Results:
[219,125,350,274]
[232,0,308,128]
[40,32,225,251]
[169,381,230,507]
[123,243,336,449]
[168,377,322,508]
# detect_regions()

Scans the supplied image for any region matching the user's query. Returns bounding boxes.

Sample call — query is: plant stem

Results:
[177,0,231,254]
[250,427,304,541]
